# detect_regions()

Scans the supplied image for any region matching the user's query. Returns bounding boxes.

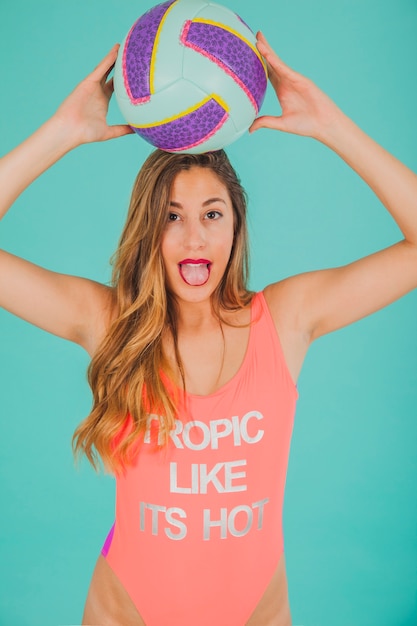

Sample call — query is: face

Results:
[161,166,235,304]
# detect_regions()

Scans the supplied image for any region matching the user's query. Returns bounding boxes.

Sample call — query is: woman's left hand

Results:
[53,44,134,146]
[250,32,342,142]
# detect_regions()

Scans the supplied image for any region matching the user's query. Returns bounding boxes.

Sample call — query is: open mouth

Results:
[178,260,211,286]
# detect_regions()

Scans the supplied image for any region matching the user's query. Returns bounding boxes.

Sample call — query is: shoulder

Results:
[263,277,310,338]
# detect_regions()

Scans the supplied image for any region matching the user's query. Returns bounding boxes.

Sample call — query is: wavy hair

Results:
[72,149,252,473]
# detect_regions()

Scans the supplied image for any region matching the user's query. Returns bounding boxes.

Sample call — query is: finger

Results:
[102,55,118,85]
[256,32,294,77]
[103,76,115,99]
[249,115,287,134]
[89,44,120,82]
[106,124,135,140]
[264,59,281,92]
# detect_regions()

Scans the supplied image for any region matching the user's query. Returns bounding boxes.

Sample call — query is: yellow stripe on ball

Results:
[150,0,180,95]
[129,93,230,129]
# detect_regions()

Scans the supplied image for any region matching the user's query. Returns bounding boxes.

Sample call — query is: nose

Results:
[183,218,206,250]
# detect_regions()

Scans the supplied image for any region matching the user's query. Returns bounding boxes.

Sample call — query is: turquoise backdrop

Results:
[0,1,416,625]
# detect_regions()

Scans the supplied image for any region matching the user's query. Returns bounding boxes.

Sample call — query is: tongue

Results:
[180,263,209,286]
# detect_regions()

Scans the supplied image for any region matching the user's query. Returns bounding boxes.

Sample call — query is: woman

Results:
[1,31,416,625]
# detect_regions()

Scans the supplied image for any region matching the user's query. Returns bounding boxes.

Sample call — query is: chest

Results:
[182,323,250,396]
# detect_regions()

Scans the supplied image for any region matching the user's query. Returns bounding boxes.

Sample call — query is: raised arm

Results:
[252,32,417,342]
[0,45,132,354]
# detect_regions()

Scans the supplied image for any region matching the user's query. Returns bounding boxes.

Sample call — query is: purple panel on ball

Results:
[132,98,228,152]
[182,21,267,112]
[123,0,176,103]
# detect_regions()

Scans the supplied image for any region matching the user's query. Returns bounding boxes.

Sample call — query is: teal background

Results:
[0,0,416,624]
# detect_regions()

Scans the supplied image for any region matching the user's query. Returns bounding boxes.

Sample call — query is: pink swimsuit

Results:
[101,291,298,625]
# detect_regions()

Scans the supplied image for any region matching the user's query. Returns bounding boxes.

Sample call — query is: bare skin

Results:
[1,32,417,626]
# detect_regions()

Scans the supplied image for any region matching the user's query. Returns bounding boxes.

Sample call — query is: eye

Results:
[167,212,180,222]
[205,210,222,220]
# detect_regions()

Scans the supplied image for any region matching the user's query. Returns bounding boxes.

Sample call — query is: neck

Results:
[175,298,219,333]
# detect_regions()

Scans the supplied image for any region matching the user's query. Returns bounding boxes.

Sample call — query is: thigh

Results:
[82,555,146,626]
[245,553,292,626]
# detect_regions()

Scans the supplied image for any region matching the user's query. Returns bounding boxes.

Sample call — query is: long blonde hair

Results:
[72,149,252,472]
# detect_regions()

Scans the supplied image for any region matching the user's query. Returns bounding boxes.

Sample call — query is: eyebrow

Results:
[169,197,227,208]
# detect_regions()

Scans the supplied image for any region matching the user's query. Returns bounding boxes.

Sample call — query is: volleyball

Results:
[113,0,268,154]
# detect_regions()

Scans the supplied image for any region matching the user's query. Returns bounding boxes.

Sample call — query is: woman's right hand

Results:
[53,44,134,147]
